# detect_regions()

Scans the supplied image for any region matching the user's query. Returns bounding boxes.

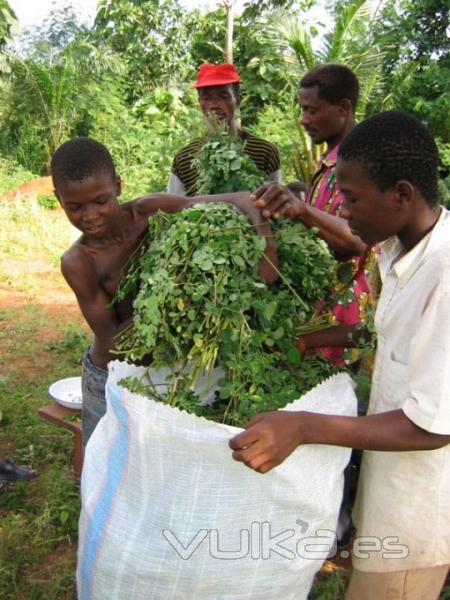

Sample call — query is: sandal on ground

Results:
[0,458,38,483]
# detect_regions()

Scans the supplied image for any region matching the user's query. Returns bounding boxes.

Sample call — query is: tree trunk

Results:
[223,0,233,63]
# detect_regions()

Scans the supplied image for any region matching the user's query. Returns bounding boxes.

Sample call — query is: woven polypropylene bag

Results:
[77,361,356,600]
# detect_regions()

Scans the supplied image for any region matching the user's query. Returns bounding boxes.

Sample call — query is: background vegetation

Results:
[0,0,449,597]
[0,0,448,196]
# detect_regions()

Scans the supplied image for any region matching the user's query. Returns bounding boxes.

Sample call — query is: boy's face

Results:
[337,158,407,246]
[55,171,121,237]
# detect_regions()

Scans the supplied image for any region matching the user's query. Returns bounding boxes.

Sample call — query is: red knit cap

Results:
[195,63,240,88]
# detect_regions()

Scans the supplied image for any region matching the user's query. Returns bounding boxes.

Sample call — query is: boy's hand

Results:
[250,183,306,220]
[229,411,304,473]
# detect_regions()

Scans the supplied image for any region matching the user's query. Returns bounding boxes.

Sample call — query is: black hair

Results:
[51,137,116,189]
[338,110,439,207]
[300,64,359,111]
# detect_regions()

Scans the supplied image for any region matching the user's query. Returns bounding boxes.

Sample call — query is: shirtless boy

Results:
[51,137,277,447]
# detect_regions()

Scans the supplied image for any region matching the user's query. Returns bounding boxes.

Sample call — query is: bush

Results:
[90,86,203,200]
[0,154,36,195]
[251,103,298,182]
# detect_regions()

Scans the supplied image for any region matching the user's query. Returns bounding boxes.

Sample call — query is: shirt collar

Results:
[321,145,339,169]
[379,207,449,287]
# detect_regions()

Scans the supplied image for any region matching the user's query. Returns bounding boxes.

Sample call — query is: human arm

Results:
[136,192,279,285]
[250,182,366,258]
[194,192,279,284]
[297,324,370,353]
[61,250,126,369]
[229,409,450,474]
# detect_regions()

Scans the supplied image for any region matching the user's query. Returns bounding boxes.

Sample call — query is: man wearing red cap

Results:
[168,63,281,196]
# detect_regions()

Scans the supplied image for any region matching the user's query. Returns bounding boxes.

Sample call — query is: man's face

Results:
[337,158,405,246]
[299,86,348,146]
[198,84,238,127]
[55,171,121,238]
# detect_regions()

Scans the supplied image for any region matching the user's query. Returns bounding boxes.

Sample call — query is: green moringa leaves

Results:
[116,202,340,426]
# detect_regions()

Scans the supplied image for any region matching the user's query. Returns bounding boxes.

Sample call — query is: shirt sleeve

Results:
[167,173,186,195]
[267,144,281,175]
[402,276,450,435]
[268,168,282,183]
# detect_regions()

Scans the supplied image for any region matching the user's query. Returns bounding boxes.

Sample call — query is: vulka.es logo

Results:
[162,522,409,561]
[163,522,335,560]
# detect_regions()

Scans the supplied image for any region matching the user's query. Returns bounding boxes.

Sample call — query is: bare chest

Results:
[93,230,148,300]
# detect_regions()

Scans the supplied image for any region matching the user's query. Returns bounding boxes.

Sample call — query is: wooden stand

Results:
[38,404,83,479]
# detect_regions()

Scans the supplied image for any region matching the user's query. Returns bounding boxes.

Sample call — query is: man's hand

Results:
[230,408,450,471]
[250,183,306,220]
[229,411,304,474]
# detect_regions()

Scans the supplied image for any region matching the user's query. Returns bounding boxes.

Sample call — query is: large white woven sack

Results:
[77,360,356,600]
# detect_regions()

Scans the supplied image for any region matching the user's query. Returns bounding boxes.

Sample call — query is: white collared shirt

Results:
[352,207,450,572]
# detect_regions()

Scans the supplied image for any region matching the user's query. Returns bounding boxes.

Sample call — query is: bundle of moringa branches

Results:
[115,202,341,427]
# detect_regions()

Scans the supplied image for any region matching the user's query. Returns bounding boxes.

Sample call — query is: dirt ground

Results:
[0,264,85,381]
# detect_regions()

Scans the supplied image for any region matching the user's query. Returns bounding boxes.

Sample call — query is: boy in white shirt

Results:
[229,110,450,599]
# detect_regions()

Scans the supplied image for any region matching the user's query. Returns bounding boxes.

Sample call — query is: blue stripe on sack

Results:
[79,383,130,600]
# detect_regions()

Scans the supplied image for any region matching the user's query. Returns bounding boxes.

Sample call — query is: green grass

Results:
[308,567,350,599]
[0,197,87,598]
[0,155,36,195]
[0,336,84,599]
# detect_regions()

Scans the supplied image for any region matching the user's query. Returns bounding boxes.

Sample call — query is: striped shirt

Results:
[169,130,281,196]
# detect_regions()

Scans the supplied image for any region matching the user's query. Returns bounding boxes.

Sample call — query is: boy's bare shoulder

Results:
[61,238,96,287]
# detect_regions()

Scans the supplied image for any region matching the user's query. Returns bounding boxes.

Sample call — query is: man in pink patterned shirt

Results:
[252,64,375,365]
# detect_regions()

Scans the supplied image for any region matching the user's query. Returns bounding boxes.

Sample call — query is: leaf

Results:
[287,348,301,365]
[232,255,246,269]
[219,385,231,400]
[193,334,203,348]
[263,301,277,320]
[273,327,284,340]
[59,510,69,525]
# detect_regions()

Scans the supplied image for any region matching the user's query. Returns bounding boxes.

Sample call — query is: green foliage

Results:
[0,196,79,268]
[308,568,350,599]
[0,195,90,596]
[0,154,36,194]
[0,0,448,205]
[93,0,196,101]
[0,0,16,73]
[91,85,203,199]
[188,8,227,67]
[233,16,296,122]
[440,586,450,600]
[37,193,59,209]
[116,203,339,426]
[0,11,125,173]
[47,323,90,364]
[370,0,450,143]
[195,131,267,194]
[242,0,311,19]
[438,178,450,209]
[437,140,450,208]
[251,104,297,181]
